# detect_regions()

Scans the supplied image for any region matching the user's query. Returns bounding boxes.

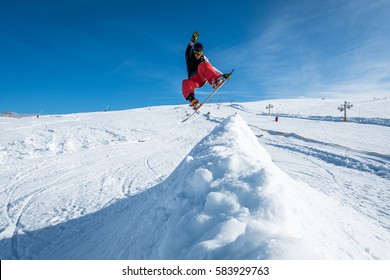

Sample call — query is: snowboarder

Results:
[182,31,231,110]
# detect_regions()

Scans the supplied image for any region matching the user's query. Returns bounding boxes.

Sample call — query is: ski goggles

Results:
[193,50,203,56]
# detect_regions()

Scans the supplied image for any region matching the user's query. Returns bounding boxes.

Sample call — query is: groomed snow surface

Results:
[0,98,389,259]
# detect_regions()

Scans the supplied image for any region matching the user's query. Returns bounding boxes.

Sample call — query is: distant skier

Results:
[182,31,231,110]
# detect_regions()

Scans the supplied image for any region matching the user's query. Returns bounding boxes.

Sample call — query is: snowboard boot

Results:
[222,72,232,80]
[187,93,201,110]
[190,99,201,110]
[212,75,225,89]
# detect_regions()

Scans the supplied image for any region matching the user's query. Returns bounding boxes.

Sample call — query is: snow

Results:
[0,97,389,259]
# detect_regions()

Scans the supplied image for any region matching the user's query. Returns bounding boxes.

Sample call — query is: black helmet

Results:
[193,42,204,53]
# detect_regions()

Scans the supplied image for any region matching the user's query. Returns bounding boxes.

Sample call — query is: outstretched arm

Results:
[185,31,200,59]
[190,31,199,46]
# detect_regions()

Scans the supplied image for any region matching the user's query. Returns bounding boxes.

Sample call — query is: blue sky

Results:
[1,0,390,114]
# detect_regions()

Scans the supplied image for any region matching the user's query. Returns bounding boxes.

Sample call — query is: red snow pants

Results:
[182,62,221,100]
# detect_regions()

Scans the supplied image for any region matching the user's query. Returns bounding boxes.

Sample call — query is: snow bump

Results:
[149,114,319,259]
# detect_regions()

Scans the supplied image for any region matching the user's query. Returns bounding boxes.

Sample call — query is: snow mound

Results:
[121,114,319,259]
[1,114,321,259]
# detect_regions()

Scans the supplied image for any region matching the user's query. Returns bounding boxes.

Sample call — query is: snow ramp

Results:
[101,114,321,259]
[0,114,321,259]
[140,114,321,259]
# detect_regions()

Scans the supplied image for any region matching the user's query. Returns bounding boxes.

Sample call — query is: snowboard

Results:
[182,69,234,123]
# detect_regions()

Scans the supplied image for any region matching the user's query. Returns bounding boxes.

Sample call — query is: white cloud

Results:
[214,0,390,100]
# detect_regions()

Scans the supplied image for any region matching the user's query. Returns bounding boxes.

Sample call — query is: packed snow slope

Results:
[0,98,389,259]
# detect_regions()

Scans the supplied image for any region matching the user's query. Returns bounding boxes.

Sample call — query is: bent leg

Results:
[182,73,206,100]
[182,79,197,100]
[198,62,221,84]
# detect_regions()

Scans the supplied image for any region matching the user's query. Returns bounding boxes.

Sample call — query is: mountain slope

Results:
[0,115,315,259]
[1,98,389,259]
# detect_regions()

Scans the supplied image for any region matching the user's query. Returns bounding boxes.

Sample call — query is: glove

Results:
[222,73,231,79]
[191,31,200,43]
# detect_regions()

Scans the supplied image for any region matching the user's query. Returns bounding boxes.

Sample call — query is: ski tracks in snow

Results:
[2,102,389,259]
[250,124,390,232]
[0,109,203,258]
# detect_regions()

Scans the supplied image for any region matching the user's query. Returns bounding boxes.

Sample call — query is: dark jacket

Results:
[185,43,208,78]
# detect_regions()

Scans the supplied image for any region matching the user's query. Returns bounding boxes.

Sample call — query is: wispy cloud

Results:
[216,0,390,100]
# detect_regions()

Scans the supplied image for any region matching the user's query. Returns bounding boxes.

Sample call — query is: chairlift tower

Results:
[266,103,274,115]
[338,101,353,122]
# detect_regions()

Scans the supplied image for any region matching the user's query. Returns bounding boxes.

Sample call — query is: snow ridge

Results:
[153,114,319,259]
[0,114,318,259]
[2,111,389,260]
[105,114,321,259]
